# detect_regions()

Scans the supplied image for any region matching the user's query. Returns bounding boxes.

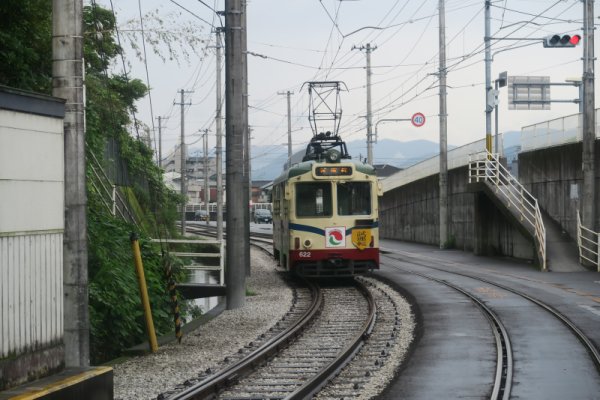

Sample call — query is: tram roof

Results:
[273,159,376,185]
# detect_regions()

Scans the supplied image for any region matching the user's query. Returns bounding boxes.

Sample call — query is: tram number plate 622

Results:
[299,251,311,258]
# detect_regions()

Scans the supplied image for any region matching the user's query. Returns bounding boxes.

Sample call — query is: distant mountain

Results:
[250,138,452,180]
[189,132,523,182]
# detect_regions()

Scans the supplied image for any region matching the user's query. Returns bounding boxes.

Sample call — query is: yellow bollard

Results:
[130,233,159,352]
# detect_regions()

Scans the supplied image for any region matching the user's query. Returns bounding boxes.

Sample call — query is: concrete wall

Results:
[380,165,535,261]
[518,141,600,238]
[0,87,65,390]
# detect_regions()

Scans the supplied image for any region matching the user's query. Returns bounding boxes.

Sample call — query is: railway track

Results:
[160,224,414,400]
[161,279,375,400]
[381,250,600,399]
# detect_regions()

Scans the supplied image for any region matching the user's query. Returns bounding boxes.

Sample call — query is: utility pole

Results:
[203,129,210,226]
[241,0,251,277]
[225,0,246,309]
[484,0,493,153]
[582,0,596,233]
[278,90,294,164]
[352,43,377,165]
[438,0,448,249]
[215,28,224,242]
[53,0,89,367]
[175,89,192,235]
[155,116,167,168]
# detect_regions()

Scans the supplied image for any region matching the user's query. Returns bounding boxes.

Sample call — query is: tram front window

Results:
[296,182,332,217]
[337,182,371,216]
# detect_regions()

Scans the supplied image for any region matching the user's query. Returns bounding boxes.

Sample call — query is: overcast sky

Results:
[93,0,594,166]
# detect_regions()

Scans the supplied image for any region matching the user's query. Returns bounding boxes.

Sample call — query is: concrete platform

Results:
[0,367,113,400]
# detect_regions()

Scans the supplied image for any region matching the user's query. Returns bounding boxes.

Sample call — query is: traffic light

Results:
[543,34,581,48]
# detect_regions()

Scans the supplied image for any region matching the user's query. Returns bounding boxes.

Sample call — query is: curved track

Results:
[380,249,600,399]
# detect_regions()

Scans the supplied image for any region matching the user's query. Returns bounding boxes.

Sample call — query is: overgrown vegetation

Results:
[0,1,198,364]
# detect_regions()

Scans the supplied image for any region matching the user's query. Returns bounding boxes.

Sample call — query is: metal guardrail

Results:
[521,109,600,152]
[151,238,225,284]
[576,210,600,272]
[468,151,547,271]
[88,151,140,229]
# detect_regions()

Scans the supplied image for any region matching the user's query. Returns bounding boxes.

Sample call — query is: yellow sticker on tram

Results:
[352,228,371,250]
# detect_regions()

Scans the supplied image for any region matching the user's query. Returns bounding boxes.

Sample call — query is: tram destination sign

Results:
[508,76,551,110]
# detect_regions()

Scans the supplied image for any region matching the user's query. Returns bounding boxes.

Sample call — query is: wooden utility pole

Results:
[53,0,89,367]
[225,0,247,309]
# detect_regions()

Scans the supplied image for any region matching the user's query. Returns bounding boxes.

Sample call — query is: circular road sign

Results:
[411,112,426,127]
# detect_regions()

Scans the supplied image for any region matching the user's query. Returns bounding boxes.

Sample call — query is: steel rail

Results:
[284,279,377,400]
[172,278,322,400]
[385,250,600,373]
[383,258,512,400]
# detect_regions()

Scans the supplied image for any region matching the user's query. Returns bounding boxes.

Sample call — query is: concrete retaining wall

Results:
[518,141,600,238]
[380,165,535,261]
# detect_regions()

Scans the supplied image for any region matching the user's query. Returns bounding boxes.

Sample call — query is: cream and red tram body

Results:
[272,133,382,277]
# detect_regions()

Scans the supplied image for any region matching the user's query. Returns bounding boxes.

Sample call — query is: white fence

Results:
[521,109,600,152]
[0,105,64,359]
[382,138,488,192]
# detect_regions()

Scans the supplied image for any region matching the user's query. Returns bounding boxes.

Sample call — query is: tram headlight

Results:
[303,239,312,249]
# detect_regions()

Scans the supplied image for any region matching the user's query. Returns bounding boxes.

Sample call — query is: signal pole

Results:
[352,43,377,165]
[278,90,294,163]
[225,0,246,309]
[438,0,448,249]
[175,89,192,235]
[582,0,596,233]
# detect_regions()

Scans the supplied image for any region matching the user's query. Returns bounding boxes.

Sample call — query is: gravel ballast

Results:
[111,251,415,400]
[112,250,293,400]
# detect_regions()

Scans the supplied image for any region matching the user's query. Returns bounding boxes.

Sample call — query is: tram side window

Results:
[337,182,371,216]
[296,182,332,217]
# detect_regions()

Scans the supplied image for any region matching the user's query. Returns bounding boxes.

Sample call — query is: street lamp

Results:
[374,118,412,143]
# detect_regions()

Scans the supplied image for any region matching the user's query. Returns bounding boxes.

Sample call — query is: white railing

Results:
[521,109,600,152]
[382,138,487,192]
[88,151,140,229]
[577,211,600,272]
[151,238,225,285]
[469,151,547,271]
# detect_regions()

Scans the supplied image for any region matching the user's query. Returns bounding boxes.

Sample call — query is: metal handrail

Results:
[151,238,225,284]
[469,151,547,271]
[88,151,140,229]
[577,210,600,271]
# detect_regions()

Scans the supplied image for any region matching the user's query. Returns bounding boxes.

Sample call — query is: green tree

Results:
[0,0,52,93]
[0,2,187,363]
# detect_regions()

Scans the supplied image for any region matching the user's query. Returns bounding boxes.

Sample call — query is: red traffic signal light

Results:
[543,34,581,48]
